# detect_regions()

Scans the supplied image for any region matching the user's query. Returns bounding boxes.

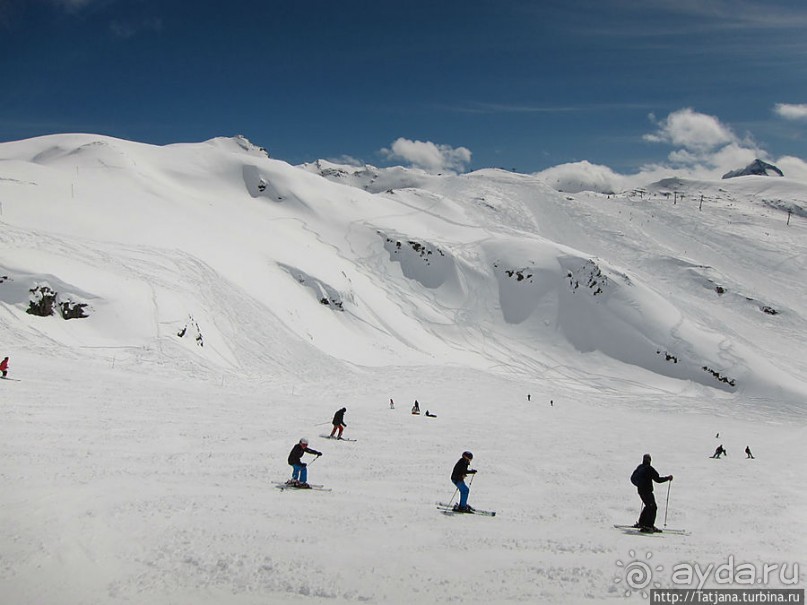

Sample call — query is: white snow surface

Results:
[1,134,805,604]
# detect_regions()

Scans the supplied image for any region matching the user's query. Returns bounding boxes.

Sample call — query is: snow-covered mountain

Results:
[2,134,806,403]
[2,134,806,605]
[722,159,785,179]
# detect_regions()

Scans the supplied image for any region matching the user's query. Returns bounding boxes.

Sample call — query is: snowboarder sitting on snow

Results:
[745,445,755,459]
[710,445,727,459]
[425,410,437,418]
[287,438,322,488]
[329,407,347,439]
[630,453,673,533]
[0,356,8,378]
[451,451,477,512]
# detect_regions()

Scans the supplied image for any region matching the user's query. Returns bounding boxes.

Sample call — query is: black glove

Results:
[301,462,307,468]
[317,453,322,457]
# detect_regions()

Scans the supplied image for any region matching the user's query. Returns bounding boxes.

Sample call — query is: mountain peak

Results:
[722,159,784,179]
[204,135,270,158]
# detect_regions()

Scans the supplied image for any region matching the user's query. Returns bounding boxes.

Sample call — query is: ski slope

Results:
[1,134,805,603]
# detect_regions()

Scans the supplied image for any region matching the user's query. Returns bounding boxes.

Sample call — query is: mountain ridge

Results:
[1,133,806,409]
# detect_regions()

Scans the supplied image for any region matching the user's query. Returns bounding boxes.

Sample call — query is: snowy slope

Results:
[3,134,807,400]
[1,134,806,604]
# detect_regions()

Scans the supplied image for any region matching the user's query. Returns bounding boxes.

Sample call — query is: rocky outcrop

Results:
[722,159,784,179]
[27,284,88,319]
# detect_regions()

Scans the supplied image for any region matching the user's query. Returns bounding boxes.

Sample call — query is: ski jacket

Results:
[0,358,7,371]
[632,463,670,493]
[451,457,475,483]
[288,443,322,466]
[332,408,346,426]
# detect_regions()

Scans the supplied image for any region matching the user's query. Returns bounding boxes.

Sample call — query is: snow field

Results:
[1,356,804,604]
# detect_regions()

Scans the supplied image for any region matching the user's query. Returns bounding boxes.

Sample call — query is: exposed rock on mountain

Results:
[722,159,784,179]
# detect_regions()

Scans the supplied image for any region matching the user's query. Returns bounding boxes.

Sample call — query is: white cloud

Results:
[535,161,628,194]
[380,138,471,174]
[640,108,771,179]
[643,108,738,152]
[325,154,365,167]
[774,103,807,121]
[776,156,807,181]
[537,108,807,192]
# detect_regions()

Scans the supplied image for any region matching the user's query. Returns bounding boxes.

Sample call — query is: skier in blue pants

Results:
[287,438,322,488]
[451,451,477,512]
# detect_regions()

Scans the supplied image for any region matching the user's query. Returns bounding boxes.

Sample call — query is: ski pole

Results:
[314,421,330,426]
[664,481,671,527]
[448,486,459,506]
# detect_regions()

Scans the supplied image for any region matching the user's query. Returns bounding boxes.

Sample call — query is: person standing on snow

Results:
[287,438,322,488]
[0,356,9,378]
[745,445,755,459]
[710,445,727,459]
[329,407,347,439]
[451,451,477,512]
[412,400,420,414]
[630,453,673,532]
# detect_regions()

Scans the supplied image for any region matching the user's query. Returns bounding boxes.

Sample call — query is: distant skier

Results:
[745,446,755,459]
[390,398,395,409]
[287,438,322,488]
[425,410,437,418]
[451,451,477,512]
[630,453,673,532]
[412,400,420,415]
[329,407,347,439]
[527,393,531,402]
[710,445,727,459]
[0,356,8,378]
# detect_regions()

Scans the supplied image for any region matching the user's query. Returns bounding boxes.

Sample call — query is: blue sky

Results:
[2,0,807,176]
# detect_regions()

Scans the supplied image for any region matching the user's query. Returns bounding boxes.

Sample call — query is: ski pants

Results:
[291,464,307,483]
[638,489,657,527]
[330,424,344,438]
[454,480,470,508]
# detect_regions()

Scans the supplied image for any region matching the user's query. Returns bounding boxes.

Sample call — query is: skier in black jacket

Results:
[329,407,347,439]
[631,453,673,532]
[287,438,322,488]
[451,451,477,512]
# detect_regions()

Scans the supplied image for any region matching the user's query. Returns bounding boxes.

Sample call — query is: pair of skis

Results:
[318,434,357,442]
[436,502,496,517]
[274,481,332,492]
[613,524,689,536]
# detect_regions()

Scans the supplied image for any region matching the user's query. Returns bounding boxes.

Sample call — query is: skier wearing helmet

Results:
[450,451,477,512]
[287,438,322,488]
